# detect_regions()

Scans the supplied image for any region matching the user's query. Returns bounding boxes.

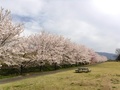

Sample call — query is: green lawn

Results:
[0,75,17,80]
[0,62,120,90]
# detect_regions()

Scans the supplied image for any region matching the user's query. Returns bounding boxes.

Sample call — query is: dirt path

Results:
[0,67,76,84]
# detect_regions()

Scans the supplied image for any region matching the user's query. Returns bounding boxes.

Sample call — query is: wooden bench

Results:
[75,67,91,73]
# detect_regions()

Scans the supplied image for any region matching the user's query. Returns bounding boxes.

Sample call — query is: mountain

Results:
[96,52,117,60]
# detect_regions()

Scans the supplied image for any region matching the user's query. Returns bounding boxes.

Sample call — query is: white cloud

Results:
[0,0,44,17]
[92,0,120,16]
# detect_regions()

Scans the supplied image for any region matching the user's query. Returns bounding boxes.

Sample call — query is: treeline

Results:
[0,8,107,75]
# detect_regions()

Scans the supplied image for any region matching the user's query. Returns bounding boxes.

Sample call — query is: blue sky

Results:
[0,0,120,53]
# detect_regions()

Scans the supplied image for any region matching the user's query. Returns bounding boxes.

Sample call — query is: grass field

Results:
[0,75,17,80]
[0,62,120,90]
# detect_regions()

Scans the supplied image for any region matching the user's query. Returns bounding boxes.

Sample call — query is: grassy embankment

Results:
[0,62,120,90]
[0,75,16,80]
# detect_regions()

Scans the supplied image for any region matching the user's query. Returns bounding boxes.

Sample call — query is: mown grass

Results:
[0,75,17,80]
[0,62,120,90]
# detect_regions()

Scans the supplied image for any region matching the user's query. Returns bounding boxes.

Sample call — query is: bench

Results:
[75,67,91,73]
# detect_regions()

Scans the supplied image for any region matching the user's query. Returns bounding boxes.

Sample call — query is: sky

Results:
[0,0,120,53]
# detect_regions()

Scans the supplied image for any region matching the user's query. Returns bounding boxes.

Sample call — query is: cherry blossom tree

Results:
[0,8,23,66]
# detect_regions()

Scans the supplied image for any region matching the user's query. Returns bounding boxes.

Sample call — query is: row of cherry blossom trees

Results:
[1,31,107,71]
[0,8,107,73]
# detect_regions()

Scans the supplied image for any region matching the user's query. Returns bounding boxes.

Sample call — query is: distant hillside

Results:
[96,52,117,60]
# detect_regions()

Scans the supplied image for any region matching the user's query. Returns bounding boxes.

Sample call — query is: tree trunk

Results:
[20,65,23,75]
